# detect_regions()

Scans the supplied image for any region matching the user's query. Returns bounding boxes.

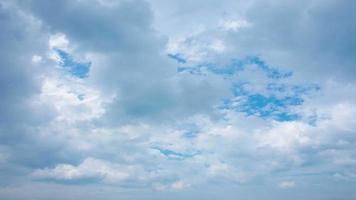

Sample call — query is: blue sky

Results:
[1,0,356,199]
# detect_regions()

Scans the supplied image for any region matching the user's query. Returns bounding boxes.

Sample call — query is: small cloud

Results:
[32,55,42,63]
[278,181,295,189]
[49,33,69,50]
[209,40,225,53]
[171,180,190,190]
[220,19,250,31]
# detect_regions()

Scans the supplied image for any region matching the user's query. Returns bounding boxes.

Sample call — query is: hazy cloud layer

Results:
[1,0,356,199]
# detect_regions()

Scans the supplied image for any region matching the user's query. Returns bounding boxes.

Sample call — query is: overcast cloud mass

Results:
[1,0,356,199]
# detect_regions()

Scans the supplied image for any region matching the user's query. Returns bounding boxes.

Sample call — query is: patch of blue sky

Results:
[291,84,321,95]
[172,54,319,122]
[181,124,201,138]
[183,129,200,138]
[176,61,241,76]
[221,82,314,121]
[177,65,206,75]
[266,83,287,93]
[173,55,292,80]
[247,56,293,79]
[208,58,245,75]
[267,83,320,97]
[56,49,91,78]
[246,94,303,109]
[305,114,318,126]
[174,123,201,138]
[231,82,321,121]
[151,147,198,160]
[234,94,302,121]
[274,112,301,121]
[232,82,250,96]
[167,53,187,64]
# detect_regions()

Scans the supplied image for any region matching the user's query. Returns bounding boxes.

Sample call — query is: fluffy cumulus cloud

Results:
[1,0,356,199]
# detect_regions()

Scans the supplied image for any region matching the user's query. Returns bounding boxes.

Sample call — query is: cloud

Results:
[278,181,295,189]
[1,0,356,200]
[219,19,251,32]
[32,158,130,184]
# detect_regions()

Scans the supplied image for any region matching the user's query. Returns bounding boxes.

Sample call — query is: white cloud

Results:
[209,39,226,53]
[32,158,130,183]
[37,76,107,122]
[278,181,295,189]
[171,180,190,190]
[49,33,70,50]
[257,121,312,151]
[219,19,251,31]
[31,55,43,63]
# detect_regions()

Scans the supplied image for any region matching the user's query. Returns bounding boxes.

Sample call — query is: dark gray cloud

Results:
[24,0,232,124]
[229,0,356,80]
[28,0,156,53]
[0,1,43,128]
[0,1,66,187]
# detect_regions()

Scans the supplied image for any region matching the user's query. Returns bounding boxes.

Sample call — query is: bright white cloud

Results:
[32,55,43,63]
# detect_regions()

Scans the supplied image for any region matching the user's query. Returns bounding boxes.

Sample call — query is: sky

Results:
[0,0,356,199]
